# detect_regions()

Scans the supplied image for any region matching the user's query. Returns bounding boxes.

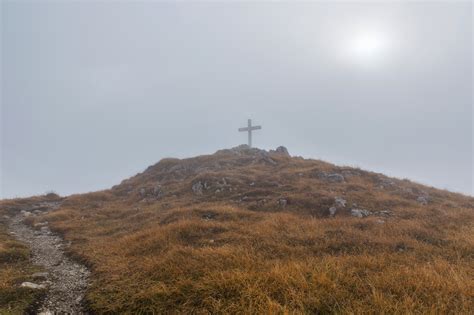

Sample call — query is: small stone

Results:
[192,181,204,195]
[376,219,385,224]
[153,185,164,198]
[395,243,408,252]
[202,213,216,220]
[329,207,337,217]
[21,282,45,289]
[278,198,288,207]
[377,210,393,217]
[334,197,347,208]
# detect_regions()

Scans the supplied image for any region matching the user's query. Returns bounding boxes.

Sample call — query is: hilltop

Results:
[1,145,473,314]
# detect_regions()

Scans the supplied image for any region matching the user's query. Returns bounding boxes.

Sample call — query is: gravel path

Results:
[8,202,90,314]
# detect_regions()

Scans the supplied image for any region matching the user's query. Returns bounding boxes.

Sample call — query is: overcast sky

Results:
[1,1,472,198]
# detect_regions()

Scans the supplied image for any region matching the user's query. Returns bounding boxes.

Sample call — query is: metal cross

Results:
[238,119,261,148]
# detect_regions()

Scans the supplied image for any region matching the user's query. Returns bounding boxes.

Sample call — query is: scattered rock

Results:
[260,156,277,165]
[315,171,345,183]
[327,173,345,183]
[377,176,396,189]
[351,209,372,218]
[335,197,347,208]
[153,185,164,198]
[328,197,346,217]
[201,213,216,220]
[139,188,146,197]
[278,198,288,207]
[395,243,409,252]
[21,282,46,289]
[40,226,50,234]
[417,196,429,205]
[192,181,204,195]
[21,210,32,217]
[376,219,386,224]
[375,210,393,217]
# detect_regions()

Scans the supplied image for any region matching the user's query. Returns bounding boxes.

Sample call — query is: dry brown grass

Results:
[2,149,474,313]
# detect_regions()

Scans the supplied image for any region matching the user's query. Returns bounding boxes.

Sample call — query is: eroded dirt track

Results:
[8,202,90,314]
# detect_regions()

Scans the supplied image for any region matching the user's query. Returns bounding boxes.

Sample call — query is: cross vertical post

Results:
[238,119,262,148]
[248,119,252,148]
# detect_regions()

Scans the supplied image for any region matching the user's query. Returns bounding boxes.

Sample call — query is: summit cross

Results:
[238,119,261,148]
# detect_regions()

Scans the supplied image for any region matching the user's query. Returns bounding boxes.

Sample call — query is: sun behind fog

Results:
[343,30,391,67]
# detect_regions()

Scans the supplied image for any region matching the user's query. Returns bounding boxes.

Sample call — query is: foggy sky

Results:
[1,1,472,198]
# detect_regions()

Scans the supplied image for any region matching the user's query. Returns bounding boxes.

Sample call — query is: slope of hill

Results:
[1,145,473,314]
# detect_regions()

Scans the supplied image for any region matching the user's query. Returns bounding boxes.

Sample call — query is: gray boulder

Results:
[351,209,372,218]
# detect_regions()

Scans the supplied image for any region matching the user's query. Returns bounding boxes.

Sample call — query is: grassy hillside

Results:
[2,146,473,313]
